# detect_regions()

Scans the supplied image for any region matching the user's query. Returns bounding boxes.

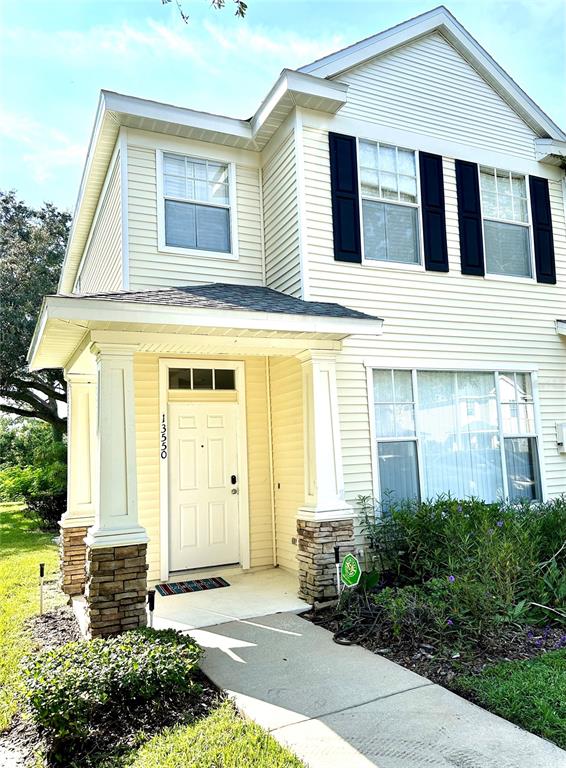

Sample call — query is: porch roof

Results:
[28,284,383,372]
[61,284,377,321]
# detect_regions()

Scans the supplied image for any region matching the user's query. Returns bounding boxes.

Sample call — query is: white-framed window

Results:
[358,140,421,265]
[479,167,533,278]
[159,151,236,257]
[371,368,542,507]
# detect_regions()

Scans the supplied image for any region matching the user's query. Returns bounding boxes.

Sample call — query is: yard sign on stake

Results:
[340,553,361,588]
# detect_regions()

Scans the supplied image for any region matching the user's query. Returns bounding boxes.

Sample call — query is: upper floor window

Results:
[359,140,420,265]
[480,167,532,278]
[162,152,232,254]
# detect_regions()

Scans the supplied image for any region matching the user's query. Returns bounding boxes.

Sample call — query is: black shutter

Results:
[529,176,556,284]
[455,159,484,276]
[328,132,362,263]
[419,152,448,272]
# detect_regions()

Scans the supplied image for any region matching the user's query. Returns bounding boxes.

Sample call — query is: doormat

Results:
[155,577,230,597]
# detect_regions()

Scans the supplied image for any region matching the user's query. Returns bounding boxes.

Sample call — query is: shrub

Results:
[372,576,502,648]
[23,628,203,747]
[24,490,66,531]
[360,495,566,625]
[0,460,67,529]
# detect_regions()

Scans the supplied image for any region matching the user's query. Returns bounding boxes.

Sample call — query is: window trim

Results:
[367,366,546,508]
[156,149,239,261]
[477,165,536,281]
[356,137,425,270]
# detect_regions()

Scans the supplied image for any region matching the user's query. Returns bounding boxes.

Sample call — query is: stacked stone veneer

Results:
[84,543,148,638]
[60,525,89,597]
[297,518,355,603]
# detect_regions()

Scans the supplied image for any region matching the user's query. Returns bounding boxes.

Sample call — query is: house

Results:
[29,6,566,638]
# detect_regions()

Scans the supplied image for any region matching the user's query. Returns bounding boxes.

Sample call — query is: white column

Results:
[85,343,148,548]
[61,373,96,529]
[297,350,353,521]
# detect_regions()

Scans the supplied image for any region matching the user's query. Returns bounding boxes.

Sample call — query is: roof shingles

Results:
[59,283,379,322]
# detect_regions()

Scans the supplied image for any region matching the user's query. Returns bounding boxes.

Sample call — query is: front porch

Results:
[28,284,383,637]
[151,567,307,631]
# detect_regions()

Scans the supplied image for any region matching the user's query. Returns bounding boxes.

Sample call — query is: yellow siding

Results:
[127,141,263,290]
[269,357,304,572]
[76,152,122,293]
[244,359,275,568]
[134,354,274,579]
[336,32,537,159]
[262,129,302,297]
[134,354,160,581]
[302,125,566,505]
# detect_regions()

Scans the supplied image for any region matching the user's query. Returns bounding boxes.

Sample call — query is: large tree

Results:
[0,191,70,438]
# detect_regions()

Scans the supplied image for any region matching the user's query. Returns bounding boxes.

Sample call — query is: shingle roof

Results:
[60,283,380,322]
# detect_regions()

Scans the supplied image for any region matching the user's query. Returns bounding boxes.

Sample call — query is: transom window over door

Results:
[162,152,232,254]
[372,369,542,507]
[359,140,420,264]
[480,167,532,277]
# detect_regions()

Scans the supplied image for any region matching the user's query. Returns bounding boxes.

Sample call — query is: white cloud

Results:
[0,110,86,184]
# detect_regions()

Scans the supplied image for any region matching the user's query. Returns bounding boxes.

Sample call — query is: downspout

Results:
[265,357,277,566]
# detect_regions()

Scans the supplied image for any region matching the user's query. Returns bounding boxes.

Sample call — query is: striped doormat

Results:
[156,577,230,596]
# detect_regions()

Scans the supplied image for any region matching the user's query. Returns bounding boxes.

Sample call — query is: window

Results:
[359,140,420,264]
[372,369,542,506]
[480,167,531,277]
[162,152,232,254]
[168,368,235,391]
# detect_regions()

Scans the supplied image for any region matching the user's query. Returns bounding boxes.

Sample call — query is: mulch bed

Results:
[0,606,221,768]
[303,607,566,688]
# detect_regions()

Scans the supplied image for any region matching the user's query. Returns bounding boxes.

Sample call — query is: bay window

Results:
[372,369,542,506]
[359,140,420,264]
[162,152,232,254]
[479,167,532,278]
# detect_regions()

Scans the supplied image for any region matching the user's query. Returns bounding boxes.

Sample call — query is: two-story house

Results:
[29,6,566,638]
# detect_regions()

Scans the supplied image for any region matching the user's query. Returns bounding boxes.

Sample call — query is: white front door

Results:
[169,401,240,571]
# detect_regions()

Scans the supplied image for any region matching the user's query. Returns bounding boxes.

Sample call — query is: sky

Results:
[1,0,565,212]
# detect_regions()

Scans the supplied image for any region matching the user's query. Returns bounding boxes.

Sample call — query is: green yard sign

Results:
[340,553,361,588]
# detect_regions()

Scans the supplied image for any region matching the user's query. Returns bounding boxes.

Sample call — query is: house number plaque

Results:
[160,414,167,459]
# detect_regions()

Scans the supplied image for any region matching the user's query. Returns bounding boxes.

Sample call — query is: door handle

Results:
[231,475,237,485]
[231,488,239,495]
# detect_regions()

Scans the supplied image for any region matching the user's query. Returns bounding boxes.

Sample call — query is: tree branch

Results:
[9,376,67,403]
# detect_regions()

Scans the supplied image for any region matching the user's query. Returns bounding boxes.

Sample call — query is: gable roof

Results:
[299,6,566,142]
[58,6,565,295]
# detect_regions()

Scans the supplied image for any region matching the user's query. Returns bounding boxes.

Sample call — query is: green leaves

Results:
[22,628,203,752]
[359,494,566,628]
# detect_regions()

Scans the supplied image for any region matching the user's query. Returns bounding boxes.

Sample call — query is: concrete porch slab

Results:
[197,612,566,768]
[151,567,308,631]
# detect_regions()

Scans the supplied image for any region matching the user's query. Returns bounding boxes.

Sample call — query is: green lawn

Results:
[0,503,63,730]
[126,699,304,768]
[454,650,566,749]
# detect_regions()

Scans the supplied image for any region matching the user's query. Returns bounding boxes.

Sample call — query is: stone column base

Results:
[60,525,89,597]
[84,543,148,638]
[297,518,355,604]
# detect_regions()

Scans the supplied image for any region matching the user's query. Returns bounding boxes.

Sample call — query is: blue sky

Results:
[1,0,564,211]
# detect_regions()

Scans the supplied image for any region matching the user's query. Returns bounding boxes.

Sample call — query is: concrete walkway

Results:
[194,612,566,768]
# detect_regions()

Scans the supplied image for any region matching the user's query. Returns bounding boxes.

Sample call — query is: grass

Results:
[0,503,304,767]
[454,650,566,749]
[125,699,305,768]
[0,503,63,731]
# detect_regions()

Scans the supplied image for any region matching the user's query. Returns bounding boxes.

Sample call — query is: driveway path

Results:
[194,611,566,768]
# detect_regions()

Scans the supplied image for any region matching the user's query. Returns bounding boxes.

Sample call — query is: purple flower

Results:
[535,638,544,648]
[496,520,504,527]
[447,619,454,626]
[448,575,456,583]
[457,504,463,513]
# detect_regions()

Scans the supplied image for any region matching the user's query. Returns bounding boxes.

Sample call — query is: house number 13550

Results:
[160,414,167,459]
